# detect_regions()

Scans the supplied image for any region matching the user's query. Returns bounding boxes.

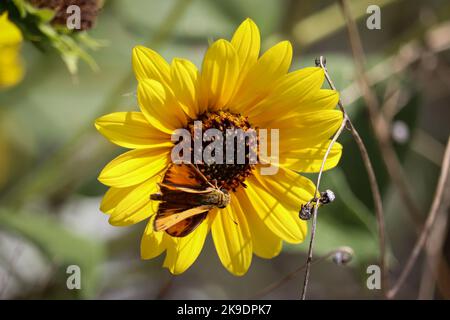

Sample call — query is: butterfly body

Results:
[151,185,230,208]
[151,164,230,237]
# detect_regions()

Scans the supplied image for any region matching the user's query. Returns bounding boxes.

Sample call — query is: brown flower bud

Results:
[28,0,101,31]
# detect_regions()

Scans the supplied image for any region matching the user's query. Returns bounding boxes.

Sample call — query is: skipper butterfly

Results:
[151,163,230,237]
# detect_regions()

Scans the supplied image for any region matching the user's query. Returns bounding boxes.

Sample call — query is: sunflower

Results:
[0,12,23,89]
[95,18,343,276]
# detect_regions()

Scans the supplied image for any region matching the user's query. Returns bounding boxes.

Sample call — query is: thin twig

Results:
[418,210,448,299]
[319,56,388,295]
[387,138,450,299]
[341,20,450,107]
[256,247,352,299]
[338,0,450,297]
[300,76,348,299]
[338,0,423,226]
[155,275,175,299]
[412,129,447,167]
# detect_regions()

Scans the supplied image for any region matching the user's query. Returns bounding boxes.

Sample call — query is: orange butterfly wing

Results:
[162,163,210,189]
[154,202,210,237]
[153,164,212,237]
[165,212,208,237]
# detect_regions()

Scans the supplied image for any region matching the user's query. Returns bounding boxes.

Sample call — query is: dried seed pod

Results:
[299,203,313,220]
[319,189,335,205]
[315,56,326,67]
[332,246,354,265]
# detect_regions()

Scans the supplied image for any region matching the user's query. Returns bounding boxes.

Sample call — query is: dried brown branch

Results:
[255,247,353,299]
[338,0,424,226]
[301,55,387,299]
[341,20,450,108]
[413,129,447,167]
[387,138,450,299]
[418,211,448,299]
[338,1,450,299]
[319,57,388,295]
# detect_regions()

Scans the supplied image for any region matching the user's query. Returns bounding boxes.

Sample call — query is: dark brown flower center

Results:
[183,111,256,191]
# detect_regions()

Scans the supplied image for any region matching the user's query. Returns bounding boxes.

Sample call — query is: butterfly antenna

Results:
[187,163,215,188]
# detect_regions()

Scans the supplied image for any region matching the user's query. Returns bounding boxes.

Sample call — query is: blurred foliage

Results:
[0,0,449,299]
[0,209,105,298]
[0,0,103,74]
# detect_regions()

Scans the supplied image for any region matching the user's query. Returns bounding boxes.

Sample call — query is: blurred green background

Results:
[0,0,449,299]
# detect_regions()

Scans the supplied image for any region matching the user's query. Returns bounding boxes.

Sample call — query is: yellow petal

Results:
[278,110,344,148]
[137,79,187,134]
[163,215,210,274]
[98,149,169,188]
[251,89,339,127]
[211,195,252,276]
[100,186,135,214]
[109,175,161,226]
[254,167,315,209]
[231,18,260,78]
[236,191,282,259]
[200,39,240,111]
[94,112,172,149]
[238,167,314,243]
[141,216,166,260]
[132,45,171,85]
[231,41,292,112]
[170,58,200,118]
[0,13,23,89]
[0,46,23,88]
[0,13,23,45]
[248,67,324,120]
[280,141,343,173]
[299,89,339,113]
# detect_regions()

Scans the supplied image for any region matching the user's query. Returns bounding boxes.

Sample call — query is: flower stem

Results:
[300,97,348,299]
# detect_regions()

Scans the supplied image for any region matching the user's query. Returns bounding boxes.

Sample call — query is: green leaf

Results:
[6,0,100,75]
[24,3,55,23]
[38,24,99,74]
[12,0,27,17]
[0,210,105,298]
